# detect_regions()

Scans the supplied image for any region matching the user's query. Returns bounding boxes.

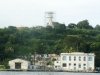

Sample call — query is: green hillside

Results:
[0,20,100,67]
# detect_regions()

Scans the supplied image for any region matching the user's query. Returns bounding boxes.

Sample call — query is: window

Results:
[83,64,86,66]
[79,57,81,61]
[69,56,71,61]
[88,56,92,61]
[74,56,76,61]
[55,66,57,68]
[69,63,71,66]
[78,63,81,68]
[74,63,76,66]
[62,63,66,67]
[84,57,86,61]
[62,56,66,61]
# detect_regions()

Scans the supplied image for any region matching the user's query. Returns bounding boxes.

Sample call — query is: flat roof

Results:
[61,52,95,56]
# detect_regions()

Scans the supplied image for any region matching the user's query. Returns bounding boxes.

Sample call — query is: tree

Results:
[68,23,77,28]
[95,51,100,67]
[64,36,82,47]
[90,42,100,52]
[1,58,10,69]
[77,20,93,29]
[46,26,52,31]
[53,22,66,33]
[54,40,64,54]
[94,25,100,30]
[5,47,14,58]
[8,26,18,33]
[95,34,100,42]
[67,47,75,53]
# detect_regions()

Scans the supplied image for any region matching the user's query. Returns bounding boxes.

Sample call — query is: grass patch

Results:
[0,65,5,69]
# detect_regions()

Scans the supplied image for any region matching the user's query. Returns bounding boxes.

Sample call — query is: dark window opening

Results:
[15,62,21,69]
[62,63,66,67]
[84,57,86,61]
[69,63,71,66]
[74,63,76,66]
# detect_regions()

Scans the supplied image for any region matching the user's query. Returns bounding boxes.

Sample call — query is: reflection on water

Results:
[0,71,99,75]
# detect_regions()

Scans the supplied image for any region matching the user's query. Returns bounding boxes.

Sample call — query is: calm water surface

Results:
[0,71,99,75]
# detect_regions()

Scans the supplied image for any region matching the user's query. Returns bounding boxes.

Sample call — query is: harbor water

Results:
[0,71,99,75]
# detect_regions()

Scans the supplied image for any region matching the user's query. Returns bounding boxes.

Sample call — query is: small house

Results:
[9,58,31,70]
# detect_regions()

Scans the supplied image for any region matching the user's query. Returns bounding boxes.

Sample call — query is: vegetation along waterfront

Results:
[0,20,100,69]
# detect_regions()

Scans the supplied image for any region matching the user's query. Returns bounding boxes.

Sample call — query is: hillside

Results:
[0,20,100,67]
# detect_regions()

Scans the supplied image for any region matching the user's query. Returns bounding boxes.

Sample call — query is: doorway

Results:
[15,62,21,69]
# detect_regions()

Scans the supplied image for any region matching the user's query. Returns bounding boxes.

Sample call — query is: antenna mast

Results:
[45,12,54,28]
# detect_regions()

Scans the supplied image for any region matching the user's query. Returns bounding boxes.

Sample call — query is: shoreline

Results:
[0,69,99,73]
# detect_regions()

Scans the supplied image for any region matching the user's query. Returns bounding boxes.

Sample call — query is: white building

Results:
[54,52,95,71]
[54,61,61,70]
[9,58,31,70]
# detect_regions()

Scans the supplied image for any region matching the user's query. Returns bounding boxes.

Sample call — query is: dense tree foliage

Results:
[0,20,100,67]
[68,23,77,28]
[94,24,100,30]
[77,20,93,29]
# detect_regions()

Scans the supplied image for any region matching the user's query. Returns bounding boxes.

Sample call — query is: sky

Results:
[0,0,100,28]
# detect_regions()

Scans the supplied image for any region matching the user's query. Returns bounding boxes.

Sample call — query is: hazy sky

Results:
[0,0,100,28]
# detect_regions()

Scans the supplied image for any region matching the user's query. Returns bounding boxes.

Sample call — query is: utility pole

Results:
[77,43,79,52]
[34,52,36,65]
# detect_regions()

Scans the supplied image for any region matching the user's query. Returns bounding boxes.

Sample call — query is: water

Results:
[0,71,99,75]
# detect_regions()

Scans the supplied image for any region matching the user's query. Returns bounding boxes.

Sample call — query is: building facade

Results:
[31,54,60,67]
[54,52,95,71]
[9,58,31,70]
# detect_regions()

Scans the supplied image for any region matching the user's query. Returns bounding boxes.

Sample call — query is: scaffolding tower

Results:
[45,12,54,28]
